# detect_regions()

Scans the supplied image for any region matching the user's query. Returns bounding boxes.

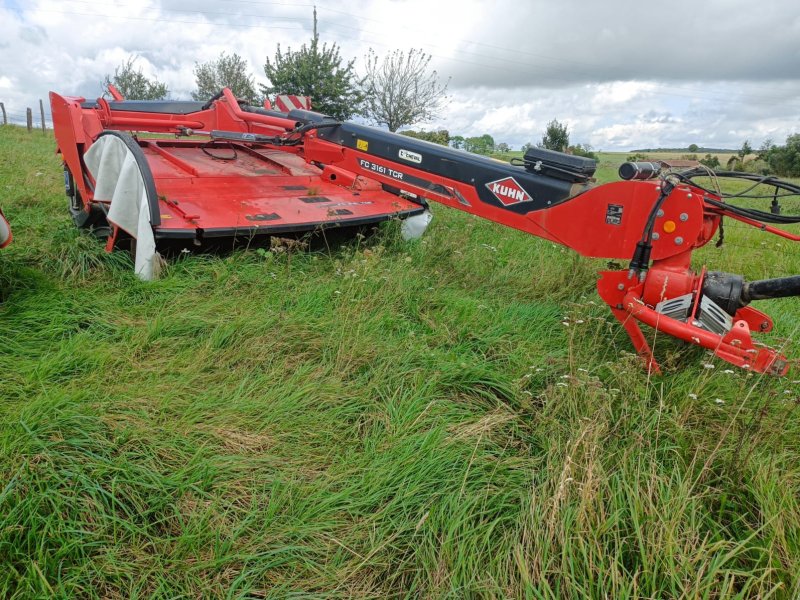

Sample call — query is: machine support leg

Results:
[610,307,661,375]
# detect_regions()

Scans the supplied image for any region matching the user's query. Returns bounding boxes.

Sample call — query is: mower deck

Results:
[132,138,424,242]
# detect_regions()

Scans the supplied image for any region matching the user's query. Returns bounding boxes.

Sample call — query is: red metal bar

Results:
[221,88,300,132]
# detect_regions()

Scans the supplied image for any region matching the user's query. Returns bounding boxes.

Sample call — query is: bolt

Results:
[656,209,664,217]
[652,232,660,240]
[687,193,693,198]
[675,237,683,245]
[760,321,769,331]
[679,212,688,221]
[617,283,625,290]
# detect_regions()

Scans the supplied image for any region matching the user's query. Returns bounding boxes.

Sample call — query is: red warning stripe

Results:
[274,95,311,112]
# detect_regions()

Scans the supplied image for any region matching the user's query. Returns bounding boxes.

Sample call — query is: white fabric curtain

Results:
[0,209,11,248]
[83,135,158,280]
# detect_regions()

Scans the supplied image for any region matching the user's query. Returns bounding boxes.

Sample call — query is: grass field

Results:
[2,125,800,598]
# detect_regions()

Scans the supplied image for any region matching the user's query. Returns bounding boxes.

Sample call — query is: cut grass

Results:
[1,125,800,598]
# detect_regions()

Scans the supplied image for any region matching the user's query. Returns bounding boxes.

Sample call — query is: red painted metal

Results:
[49,91,425,242]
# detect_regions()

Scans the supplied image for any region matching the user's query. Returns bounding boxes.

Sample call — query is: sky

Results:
[1,0,799,150]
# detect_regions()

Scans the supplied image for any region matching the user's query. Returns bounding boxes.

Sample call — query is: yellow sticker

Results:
[356,139,369,151]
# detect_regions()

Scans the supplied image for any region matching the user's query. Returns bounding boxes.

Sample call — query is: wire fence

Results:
[0,100,53,131]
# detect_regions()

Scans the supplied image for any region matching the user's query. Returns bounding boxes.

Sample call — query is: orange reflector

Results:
[663,220,677,233]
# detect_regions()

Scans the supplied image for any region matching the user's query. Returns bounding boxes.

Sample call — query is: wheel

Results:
[64,165,110,238]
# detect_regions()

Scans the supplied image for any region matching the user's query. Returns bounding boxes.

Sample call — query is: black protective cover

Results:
[523,147,597,181]
[81,100,208,114]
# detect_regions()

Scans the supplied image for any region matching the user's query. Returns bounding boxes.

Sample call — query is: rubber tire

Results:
[65,165,111,238]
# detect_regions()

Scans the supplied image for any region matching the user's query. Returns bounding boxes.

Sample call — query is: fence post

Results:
[39,99,46,133]
[26,108,32,132]
[0,102,6,125]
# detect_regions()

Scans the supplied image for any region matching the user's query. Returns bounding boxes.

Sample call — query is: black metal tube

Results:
[618,161,661,181]
[743,275,800,302]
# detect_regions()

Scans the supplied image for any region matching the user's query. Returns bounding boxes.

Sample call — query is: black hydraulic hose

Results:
[200,90,225,111]
[628,180,675,278]
[704,197,800,224]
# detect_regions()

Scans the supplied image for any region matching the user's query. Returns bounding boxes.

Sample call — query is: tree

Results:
[700,153,720,168]
[359,48,449,132]
[540,119,569,152]
[450,135,465,150]
[103,56,168,100]
[496,142,511,153]
[688,143,699,153]
[738,139,753,160]
[568,143,596,159]
[261,8,362,120]
[521,142,534,153]
[757,138,774,160]
[767,134,800,177]
[726,155,743,171]
[464,134,495,155]
[192,52,258,104]
[399,129,450,146]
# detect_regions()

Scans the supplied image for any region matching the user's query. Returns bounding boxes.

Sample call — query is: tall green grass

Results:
[1,125,799,598]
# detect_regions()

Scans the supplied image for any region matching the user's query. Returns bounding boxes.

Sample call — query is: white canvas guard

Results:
[83,135,158,280]
[400,209,433,241]
[0,210,10,248]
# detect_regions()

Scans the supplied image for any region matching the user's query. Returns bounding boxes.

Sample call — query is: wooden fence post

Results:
[0,102,6,125]
[26,108,32,132]
[39,99,46,133]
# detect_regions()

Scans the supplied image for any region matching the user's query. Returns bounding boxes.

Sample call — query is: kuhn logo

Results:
[485,177,533,206]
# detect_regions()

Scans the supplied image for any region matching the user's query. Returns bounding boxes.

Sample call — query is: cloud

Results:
[1,0,798,150]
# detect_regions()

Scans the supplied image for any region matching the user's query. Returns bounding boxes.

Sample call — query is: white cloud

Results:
[0,0,798,149]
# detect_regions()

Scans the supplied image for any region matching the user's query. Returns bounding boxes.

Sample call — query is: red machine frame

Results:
[50,87,800,376]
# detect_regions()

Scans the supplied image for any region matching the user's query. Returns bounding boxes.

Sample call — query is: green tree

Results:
[757,138,774,160]
[700,153,720,168]
[399,129,450,146]
[450,135,465,150]
[568,143,596,159]
[192,52,258,104]
[540,119,569,152]
[103,56,168,100]
[738,139,753,160]
[464,134,495,155]
[767,134,800,177]
[688,143,699,152]
[360,48,449,132]
[727,155,743,171]
[261,9,362,120]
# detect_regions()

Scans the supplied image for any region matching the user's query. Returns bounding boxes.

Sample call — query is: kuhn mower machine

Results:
[50,87,800,375]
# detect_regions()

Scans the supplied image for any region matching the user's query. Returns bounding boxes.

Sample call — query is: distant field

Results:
[2,125,800,598]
